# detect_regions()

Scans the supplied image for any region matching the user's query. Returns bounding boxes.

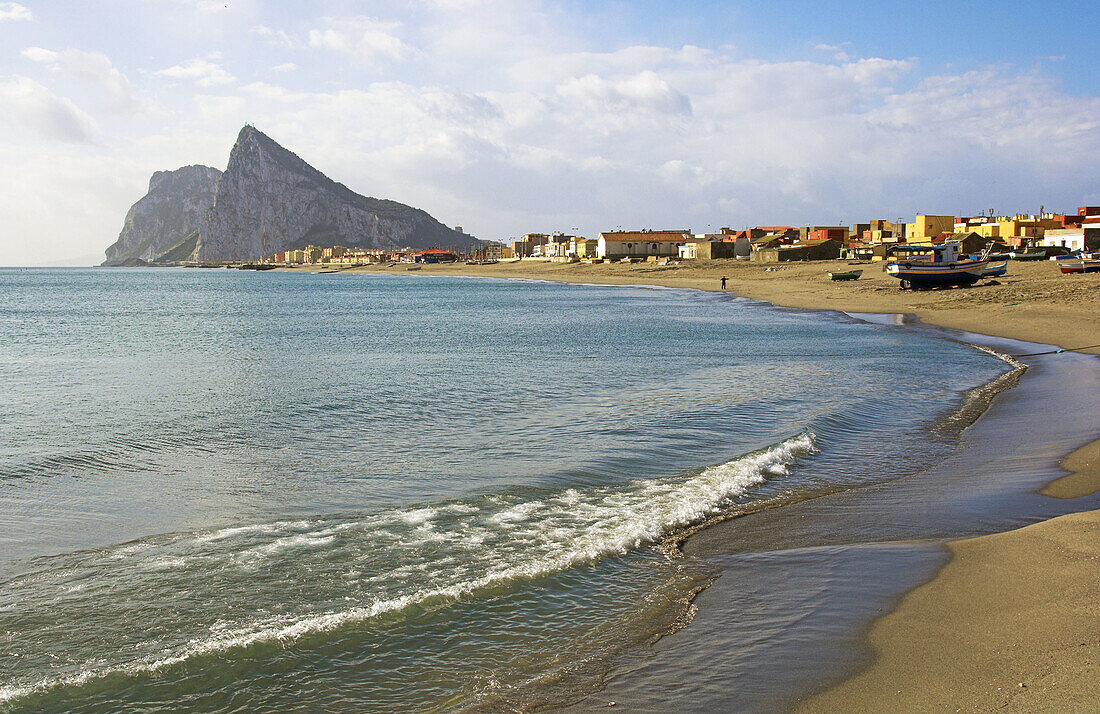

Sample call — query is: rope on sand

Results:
[1013,343,1100,357]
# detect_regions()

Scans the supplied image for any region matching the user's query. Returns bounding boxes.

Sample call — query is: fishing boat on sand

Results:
[827,269,862,281]
[1059,259,1100,274]
[981,261,1008,278]
[886,242,990,289]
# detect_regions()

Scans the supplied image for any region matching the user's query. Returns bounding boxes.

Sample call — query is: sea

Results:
[0,267,1019,712]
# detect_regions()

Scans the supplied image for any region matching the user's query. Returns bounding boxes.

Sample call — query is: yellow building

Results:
[997,215,1063,243]
[571,237,597,258]
[907,215,955,244]
[966,222,1000,240]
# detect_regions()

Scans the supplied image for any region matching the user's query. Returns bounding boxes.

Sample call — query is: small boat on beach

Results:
[981,261,1008,278]
[1059,260,1100,274]
[827,269,862,281]
[1009,250,1046,261]
[886,242,990,289]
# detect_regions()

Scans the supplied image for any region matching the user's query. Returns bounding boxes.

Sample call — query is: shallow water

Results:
[0,269,1010,712]
[583,325,1100,712]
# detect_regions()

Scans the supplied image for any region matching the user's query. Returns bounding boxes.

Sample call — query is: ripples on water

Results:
[0,269,1008,712]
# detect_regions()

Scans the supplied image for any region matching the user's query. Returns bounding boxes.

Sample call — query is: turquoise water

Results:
[0,269,1008,711]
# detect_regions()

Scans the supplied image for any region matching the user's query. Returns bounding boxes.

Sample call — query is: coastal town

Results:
[265,206,1100,266]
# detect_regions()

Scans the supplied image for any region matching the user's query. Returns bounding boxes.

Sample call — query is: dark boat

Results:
[827,269,862,281]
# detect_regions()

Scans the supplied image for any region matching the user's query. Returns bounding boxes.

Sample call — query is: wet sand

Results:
[799,440,1100,713]
[798,510,1099,713]
[288,258,1100,710]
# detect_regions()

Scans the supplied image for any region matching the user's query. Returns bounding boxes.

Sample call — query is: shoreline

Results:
[796,449,1100,712]
[289,258,1100,709]
[279,258,1100,355]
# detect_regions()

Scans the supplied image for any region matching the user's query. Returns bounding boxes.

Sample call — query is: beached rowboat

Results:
[981,261,1008,278]
[827,269,862,281]
[1059,260,1100,274]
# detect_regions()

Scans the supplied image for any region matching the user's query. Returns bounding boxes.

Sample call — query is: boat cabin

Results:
[887,242,965,264]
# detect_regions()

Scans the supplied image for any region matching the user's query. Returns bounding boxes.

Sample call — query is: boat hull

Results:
[887,259,989,288]
[1059,261,1100,274]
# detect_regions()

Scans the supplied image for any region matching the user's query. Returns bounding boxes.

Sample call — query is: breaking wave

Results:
[0,433,815,707]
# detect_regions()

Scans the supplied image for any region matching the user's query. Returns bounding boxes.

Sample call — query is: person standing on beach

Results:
[720,276,727,290]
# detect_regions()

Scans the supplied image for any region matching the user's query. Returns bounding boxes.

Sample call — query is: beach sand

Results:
[291,257,1100,709]
[797,509,1100,713]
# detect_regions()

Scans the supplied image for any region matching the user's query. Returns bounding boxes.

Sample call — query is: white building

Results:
[1041,227,1098,253]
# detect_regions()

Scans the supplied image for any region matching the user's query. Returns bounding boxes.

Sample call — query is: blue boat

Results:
[886,243,990,289]
[982,261,1008,277]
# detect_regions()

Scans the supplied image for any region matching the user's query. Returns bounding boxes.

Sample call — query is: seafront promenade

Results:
[284,256,1100,709]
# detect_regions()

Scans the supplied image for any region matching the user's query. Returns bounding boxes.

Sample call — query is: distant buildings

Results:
[512,233,549,258]
[412,249,459,263]
[596,230,691,259]
[261,202,1094,268]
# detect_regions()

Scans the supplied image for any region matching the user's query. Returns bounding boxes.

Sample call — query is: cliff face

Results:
[192,126,473,261]
[102,165,221,265]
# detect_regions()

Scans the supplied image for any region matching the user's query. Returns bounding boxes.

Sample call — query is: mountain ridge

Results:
[105,126,476,264]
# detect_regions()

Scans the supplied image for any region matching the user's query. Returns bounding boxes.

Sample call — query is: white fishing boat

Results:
[886,242,990,289]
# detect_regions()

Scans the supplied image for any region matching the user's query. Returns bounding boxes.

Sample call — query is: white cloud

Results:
[555,70,692,116]
[156,58,236,87]
[0,76,99,143]
[22,47,141,113]
[308,16,412,65]
[0,2,31,21]
[196,50,1094,237]
[252,24,296,48]
[2,2,1097,265]
[22,47,57,63]
[813,42,853,62]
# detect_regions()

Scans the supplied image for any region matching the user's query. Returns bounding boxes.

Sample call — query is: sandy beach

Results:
[289,257,1100,709]
[794,426,1100,713]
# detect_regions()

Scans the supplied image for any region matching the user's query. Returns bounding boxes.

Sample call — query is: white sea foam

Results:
[401,508,436,525]
[1,434,815,707]
[197,519,312,543]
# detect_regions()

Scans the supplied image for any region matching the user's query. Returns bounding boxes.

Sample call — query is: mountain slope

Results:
[192,126,474,261]
[102,165,221,265]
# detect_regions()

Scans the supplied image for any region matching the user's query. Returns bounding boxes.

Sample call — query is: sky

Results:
[1,0,1098,266]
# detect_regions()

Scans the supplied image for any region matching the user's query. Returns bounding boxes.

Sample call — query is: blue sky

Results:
[1,0,1097,265]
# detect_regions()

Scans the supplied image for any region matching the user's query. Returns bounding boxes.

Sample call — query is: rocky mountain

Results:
[102,165,221,265]
[190,125,474,261]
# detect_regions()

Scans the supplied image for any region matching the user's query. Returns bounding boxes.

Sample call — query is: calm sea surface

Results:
[0,268,1007,712]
